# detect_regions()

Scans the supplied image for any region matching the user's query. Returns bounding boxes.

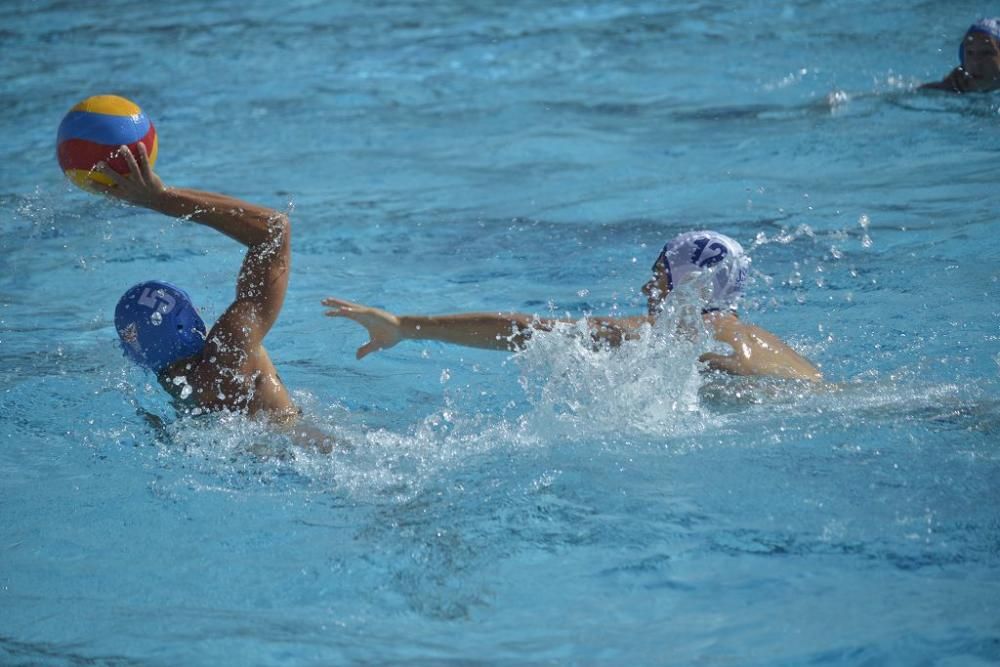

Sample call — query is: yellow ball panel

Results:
[66,168,115,191]
[70,95,143,117]
[148,133,159,167]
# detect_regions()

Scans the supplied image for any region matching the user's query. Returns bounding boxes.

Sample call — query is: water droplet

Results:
[180,385,192,400]
[150,311,162,326]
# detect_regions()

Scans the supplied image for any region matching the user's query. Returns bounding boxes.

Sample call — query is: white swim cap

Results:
[655,231,750,311]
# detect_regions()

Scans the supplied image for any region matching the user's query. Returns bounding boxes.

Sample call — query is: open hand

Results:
[322,296,403,359]
[94,142,166,208]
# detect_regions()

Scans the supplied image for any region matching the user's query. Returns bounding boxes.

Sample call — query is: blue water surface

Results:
[1,1,999,665]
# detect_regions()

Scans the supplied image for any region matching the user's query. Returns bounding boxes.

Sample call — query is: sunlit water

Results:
[2,1,999,664]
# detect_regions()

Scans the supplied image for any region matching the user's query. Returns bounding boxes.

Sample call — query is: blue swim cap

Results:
[115,281,207,372]
[960,18,1000,66]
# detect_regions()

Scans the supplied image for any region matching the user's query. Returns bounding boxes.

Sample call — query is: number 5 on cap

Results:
[138,288,176,313]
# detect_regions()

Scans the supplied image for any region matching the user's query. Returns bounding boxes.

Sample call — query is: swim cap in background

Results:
[960,18,1000,66]
[115,281,206,372]
[654,231,750,311]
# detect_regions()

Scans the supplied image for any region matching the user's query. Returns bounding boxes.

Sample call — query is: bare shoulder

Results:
[706,312,822,382]
[183,340,294,414]
[715,315,791,348]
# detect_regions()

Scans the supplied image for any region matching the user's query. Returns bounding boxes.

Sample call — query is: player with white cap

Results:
[321,230,821,382]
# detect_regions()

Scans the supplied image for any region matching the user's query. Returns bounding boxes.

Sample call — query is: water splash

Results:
[512,287,717,440]
[826,89,850,109]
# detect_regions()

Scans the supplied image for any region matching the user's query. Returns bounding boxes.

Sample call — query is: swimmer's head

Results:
[960,18,1000,85]
[642,231,749,314]
[115,281,207,373]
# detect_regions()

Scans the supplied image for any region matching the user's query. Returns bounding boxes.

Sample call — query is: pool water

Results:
[2,1,999,664]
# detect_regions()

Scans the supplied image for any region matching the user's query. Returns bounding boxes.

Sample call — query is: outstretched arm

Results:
[97,145,290,368]
[322,298,821,381]
[920,67,976,92]
[321,297,651,359]
[322,297,540,358]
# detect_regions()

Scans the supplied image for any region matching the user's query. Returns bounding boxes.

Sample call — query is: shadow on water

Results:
[0,635,142,667]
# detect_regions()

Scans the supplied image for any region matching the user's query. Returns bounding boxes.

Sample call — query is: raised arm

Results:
[97,145,290,368]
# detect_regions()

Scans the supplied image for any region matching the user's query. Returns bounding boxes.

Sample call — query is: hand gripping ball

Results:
[56,95,158,191]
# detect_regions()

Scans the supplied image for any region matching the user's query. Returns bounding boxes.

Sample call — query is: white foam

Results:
[511,287,717,440]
